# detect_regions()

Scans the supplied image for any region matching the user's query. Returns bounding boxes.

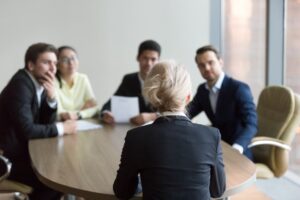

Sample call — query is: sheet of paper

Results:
[77,120,102,131]
[111,95,139,123]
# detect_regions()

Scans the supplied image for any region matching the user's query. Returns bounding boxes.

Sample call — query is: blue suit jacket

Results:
[113,116,226,200]
[187,75,257,157]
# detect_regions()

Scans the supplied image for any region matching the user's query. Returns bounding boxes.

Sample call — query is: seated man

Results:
[187,45,257,159]
[100,40,161,125]
[0,43,77,200]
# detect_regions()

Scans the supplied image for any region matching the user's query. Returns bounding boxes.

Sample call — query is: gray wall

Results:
[0,0,210,121]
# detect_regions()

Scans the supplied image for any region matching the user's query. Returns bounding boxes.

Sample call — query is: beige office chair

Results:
[0,152,32,200]
[248,85,300,179]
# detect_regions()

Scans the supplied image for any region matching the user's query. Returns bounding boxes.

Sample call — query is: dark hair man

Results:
[187,45,257,159]
[100,40,161,125]
[0,42,77,199]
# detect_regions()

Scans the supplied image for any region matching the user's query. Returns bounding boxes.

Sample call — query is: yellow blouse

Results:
[55,72,98,120]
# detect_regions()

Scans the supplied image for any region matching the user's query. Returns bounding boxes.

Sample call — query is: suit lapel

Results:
[22,69,41,122]
[203,87,215,120]
[134,73,142,94]
[215,75,229,118]
[134,73,148,111]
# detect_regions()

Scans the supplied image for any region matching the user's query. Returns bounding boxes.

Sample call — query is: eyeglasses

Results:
[59,56,77,64]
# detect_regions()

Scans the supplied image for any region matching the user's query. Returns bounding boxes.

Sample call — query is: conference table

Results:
[29,122,256,200]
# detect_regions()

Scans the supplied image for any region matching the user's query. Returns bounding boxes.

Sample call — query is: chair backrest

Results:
[252,86,300,177]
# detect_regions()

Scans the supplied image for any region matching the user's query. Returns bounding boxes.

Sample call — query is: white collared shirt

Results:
[161,111,186,117]
[205,72,225,114]
[138,72,144,91]
[25,70,64,136]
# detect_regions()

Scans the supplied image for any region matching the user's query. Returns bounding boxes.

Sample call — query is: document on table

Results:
[77,120,102,131]
[111,95,139,123]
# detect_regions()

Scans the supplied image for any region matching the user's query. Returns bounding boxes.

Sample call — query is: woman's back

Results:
[113,60,226,200]
[119,115,225,200]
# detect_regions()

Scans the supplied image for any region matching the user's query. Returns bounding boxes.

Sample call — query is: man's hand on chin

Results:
[41,71,56,100]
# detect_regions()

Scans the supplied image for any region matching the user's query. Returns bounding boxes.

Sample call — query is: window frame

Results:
[211,0,285,86]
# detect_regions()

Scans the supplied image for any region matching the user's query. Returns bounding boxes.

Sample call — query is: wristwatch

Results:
[77,112,82,120]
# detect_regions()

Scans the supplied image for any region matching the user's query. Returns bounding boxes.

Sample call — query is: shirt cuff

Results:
[56,122,64,136]
[47,98,57,109]
[100,110,110,118]
[232,143,244,154]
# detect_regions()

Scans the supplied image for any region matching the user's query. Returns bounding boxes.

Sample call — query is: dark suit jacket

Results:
[101,72,153,113]
[113,116,226,200]
[0,69,58,182]
[187,75,257,157]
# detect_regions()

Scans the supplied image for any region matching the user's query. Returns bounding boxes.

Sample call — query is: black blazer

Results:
[113,115,226,200]
[187,75,257,157]
[101,72,153,113]
[0,69,58,166]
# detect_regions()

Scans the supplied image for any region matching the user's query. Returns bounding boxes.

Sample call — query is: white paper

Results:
[77,120,102,131]
[111,95,139,123]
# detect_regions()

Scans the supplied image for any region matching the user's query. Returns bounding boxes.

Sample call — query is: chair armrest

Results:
[0,155,12,182]
[0,179,33,194]
[247,136,291,150]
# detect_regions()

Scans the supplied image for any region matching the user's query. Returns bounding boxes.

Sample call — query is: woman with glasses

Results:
[55,46,98,121]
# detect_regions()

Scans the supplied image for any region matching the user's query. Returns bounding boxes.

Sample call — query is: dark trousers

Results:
[8,156,62,200]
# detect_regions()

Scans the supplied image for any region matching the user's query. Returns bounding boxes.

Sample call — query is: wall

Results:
[0,0,210,122]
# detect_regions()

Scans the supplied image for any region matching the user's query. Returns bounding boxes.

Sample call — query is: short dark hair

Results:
[58,45,77,58]
[24,43,57,69]
[195,45,221,62]
[137,40,161,57]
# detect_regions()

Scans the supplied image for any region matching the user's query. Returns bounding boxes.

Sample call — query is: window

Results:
[223,0,267,101]
[285,0,300,93]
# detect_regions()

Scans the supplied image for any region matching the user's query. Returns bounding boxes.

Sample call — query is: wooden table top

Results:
[29,123,256,199]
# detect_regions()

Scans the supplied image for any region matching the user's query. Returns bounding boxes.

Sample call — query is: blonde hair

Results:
[143,60,192,112]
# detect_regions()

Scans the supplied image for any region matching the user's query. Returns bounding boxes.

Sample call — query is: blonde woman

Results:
[55,46,98,121]
[113,60,226,200]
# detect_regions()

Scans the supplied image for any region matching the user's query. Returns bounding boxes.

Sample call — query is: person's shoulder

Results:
[125,125,150,142]
[74,72,91,84]
[226,75,248,87]
[191,123,221,139]
[2,69,34,96]
[192,122,218,132]
[11,69,32,86]
[196,82,206,92]
[128,122,155,135]
[75,72,89,80]
[123,72,138,79]
[12,69,27,79]
[127,124,149,135]
[120,72,139,85]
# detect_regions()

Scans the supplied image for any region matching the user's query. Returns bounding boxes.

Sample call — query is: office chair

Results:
[248,85,300,179]
[0,152,32,200]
